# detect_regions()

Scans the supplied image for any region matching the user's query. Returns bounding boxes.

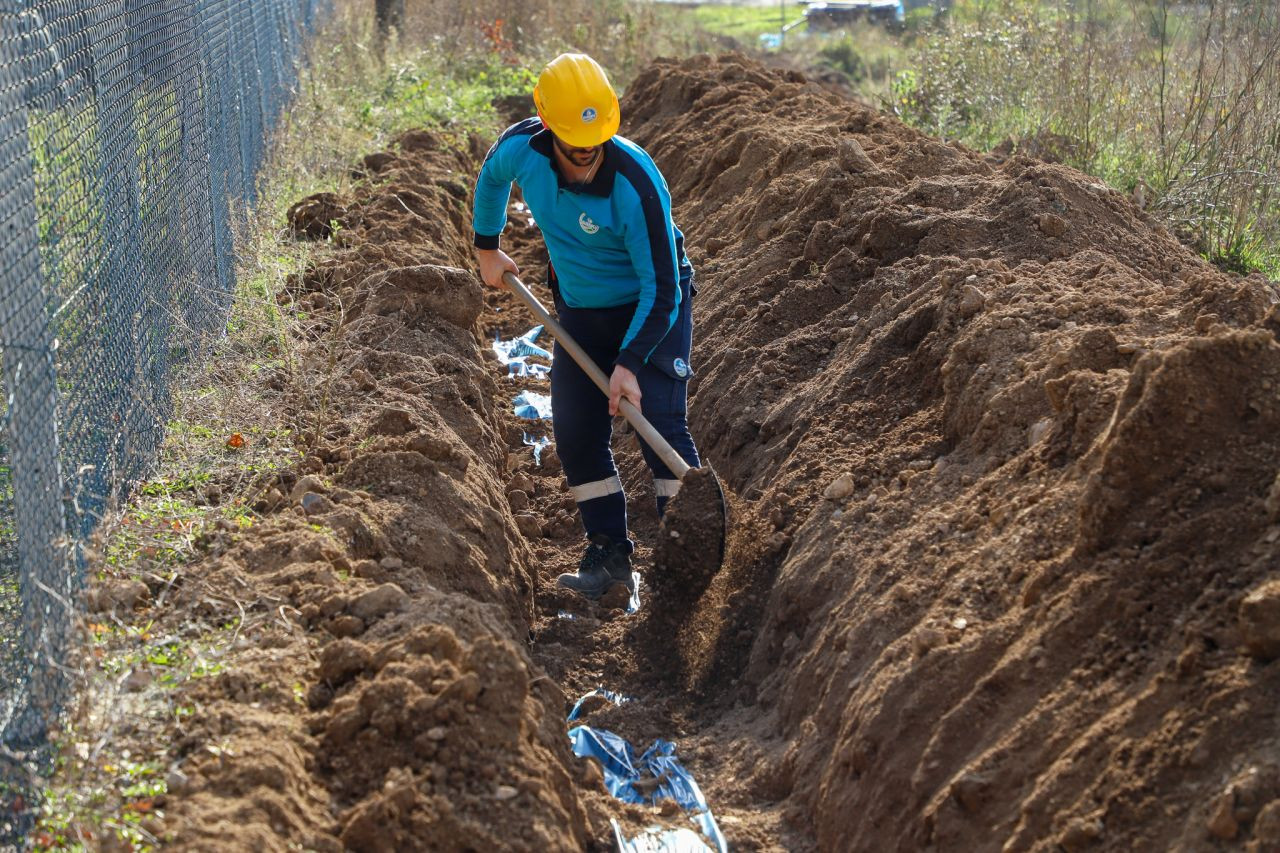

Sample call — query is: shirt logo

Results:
[578,213,599,234]
[582,107,597,123]
[673,357,689,377]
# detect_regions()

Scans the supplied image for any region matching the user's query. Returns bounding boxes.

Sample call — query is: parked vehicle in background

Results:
[804,0,904,28]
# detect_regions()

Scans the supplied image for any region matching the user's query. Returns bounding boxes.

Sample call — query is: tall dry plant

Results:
[897,0,1280,275]
[1144,0,1280,271]
[388,0,666,83]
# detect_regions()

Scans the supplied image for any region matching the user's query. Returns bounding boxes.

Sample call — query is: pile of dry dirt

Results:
[616,54,1280,851]
[146,129,627,850]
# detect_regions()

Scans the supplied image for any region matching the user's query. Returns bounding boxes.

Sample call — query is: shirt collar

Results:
[530,128,617,197]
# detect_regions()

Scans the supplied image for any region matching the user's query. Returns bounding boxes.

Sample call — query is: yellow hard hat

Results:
[533,53,620,148]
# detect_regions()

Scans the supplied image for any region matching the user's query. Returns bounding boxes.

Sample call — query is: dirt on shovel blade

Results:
[650,466,727,604]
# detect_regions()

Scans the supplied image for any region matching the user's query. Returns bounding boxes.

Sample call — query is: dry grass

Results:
[894,0,1280,277]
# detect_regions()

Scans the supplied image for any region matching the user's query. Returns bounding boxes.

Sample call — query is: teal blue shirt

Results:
[473,118,692,373]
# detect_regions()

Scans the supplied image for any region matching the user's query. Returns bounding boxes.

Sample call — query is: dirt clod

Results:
[288,191,346,239]
[1240,580,1280,661]
[823,473,855,501]
[1038,212,1069,237]
[320,638,372,686]
[291,475,327,501]
[349,583,408,622]
[1253,801,1280,850]
[85,579,150,613]
[1207,791,1240,840]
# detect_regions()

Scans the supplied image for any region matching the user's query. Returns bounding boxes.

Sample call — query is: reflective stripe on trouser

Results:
[570,476,623,502]
[550,274,700,546]
[654,479,681,498]
[654,478,682,519]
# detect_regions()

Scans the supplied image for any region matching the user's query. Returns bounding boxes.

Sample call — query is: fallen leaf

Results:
[226,433,245,450]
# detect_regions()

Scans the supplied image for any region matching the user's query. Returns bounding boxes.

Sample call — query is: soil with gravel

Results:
[142,53,1280,852]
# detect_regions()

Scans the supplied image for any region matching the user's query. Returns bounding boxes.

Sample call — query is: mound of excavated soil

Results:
[140,52,1280,852]
[618,54,1280,851]
[154,129,614,851]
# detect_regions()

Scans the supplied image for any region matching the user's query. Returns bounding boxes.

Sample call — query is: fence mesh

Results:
[0,0,326,835]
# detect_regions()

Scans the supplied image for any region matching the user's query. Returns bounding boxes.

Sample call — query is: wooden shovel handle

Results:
[502,271,692,480]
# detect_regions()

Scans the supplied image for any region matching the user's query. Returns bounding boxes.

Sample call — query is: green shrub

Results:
[819,37,869,82]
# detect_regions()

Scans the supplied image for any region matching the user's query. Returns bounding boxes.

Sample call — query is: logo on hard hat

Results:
[581,107,597,123]
[673,357,689,377]
[579,213,599,234]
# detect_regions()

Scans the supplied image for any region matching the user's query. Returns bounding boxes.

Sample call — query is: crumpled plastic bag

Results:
[513,390,552,420]
[523,432,552,464]
[613,821,718,853]
[568,725,727,852]
[493,325,552,378]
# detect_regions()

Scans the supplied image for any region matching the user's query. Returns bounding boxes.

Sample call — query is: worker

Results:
[472,53,700,600]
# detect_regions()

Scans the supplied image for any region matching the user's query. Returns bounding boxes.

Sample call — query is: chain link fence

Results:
[0,0,327,834]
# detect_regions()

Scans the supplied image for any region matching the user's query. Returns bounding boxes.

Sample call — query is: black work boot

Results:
[557,533,634,600]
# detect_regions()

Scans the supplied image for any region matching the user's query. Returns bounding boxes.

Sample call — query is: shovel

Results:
[502,271,728,591]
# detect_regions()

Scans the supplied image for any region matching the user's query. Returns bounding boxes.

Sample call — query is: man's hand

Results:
[476,248,519,289]
[608,365,641,416]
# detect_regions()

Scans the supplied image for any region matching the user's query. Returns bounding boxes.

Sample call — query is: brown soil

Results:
[137,52,1280,853]
[148,131,622,850]
[619,54,1280,852]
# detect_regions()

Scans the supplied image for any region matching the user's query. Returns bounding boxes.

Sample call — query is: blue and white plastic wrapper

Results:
[612,820,716,853]
[568,727,728,853]
[523,432,552,465]
[567,687,630,722]
[494,325,552,378]
[513,390,553,420]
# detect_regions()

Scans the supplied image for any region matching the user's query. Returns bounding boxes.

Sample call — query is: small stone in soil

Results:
[1240,579,1280,661]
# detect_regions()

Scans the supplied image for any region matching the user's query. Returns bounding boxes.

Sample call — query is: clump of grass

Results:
[685,3,793,43]
[792,21,907,97]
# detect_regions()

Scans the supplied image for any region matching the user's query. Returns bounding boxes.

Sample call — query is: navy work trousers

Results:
[550,275,701,550]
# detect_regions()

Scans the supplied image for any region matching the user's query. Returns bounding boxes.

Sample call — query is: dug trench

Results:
[130,53,1280,851]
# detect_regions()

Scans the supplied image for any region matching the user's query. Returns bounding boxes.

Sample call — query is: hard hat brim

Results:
[534,89,620,148]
